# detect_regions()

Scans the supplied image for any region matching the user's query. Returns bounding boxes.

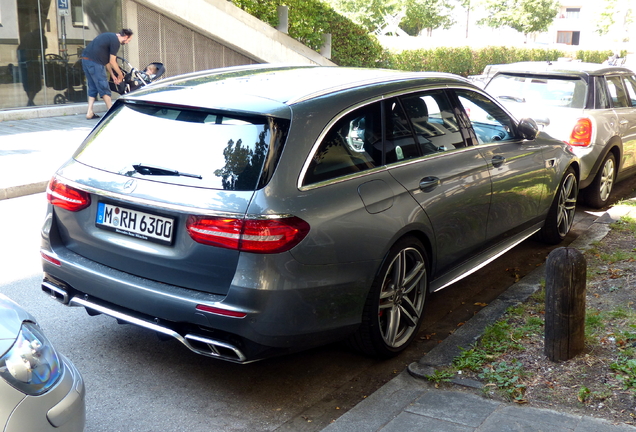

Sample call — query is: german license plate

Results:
[96,202,174,245]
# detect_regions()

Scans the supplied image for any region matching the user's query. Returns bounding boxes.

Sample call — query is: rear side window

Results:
[486,74,587,109]
[73,103,288,191]
[594,77,611,109]
[303,103,381,185]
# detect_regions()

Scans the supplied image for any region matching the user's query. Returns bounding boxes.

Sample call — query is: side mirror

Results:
[518,118,539,140]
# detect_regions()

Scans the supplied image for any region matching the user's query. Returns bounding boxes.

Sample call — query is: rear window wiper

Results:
[132,163,202,179]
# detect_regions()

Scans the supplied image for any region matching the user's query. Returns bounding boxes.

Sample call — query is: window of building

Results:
[71,0,87,27]
[557,31,580,45]
[565,8,581,19]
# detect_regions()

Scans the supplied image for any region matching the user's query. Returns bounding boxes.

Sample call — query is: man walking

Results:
[81,29,133,119]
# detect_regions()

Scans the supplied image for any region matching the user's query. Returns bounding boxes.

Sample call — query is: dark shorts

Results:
[82,59,111,98]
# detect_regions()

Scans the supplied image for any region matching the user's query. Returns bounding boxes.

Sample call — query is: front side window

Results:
[606,76,630,108]
[74,103,288,191]
[304,102,381,185]
[400,91,464,154]
[622,75,636,107]
[455,89,516,144]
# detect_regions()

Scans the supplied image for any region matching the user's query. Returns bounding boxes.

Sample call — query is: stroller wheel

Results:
[54,94,67,104]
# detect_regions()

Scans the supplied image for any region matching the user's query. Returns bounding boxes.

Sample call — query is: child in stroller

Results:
[109,57,165,95]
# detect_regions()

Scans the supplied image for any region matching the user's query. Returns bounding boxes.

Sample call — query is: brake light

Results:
[46,178,91,212]
[196,304,247,318]
[40,251,61,266]
[186,215,310,253]
[569,118,593,146]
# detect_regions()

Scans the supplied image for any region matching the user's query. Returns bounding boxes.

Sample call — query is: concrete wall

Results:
[132,0,334,67]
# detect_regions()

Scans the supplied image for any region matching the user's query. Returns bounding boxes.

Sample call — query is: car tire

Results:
[349,237,428,358]
[536,167,578,245]
[583,153,616,209]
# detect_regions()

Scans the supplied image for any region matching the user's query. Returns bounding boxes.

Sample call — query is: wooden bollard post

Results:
[544,247,586,362]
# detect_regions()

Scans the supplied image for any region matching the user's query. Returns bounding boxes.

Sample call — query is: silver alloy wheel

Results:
[557,172,578,237]
[598,157,615,203]
[377,247,427,349]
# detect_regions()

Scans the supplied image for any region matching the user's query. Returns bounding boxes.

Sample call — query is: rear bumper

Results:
[41,244,373,362]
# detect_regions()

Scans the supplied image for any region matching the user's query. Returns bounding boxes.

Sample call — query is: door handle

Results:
[419,177,440,192]
[620,119,629,125]
[492,155,506,168]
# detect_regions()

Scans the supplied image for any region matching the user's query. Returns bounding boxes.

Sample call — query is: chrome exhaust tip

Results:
[42,281,70,304]
[69,296,249,363]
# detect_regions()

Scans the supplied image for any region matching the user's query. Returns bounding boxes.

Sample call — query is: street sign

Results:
[58,0,69,16]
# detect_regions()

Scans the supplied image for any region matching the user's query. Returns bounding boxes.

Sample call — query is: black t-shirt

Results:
[82,33,120,65]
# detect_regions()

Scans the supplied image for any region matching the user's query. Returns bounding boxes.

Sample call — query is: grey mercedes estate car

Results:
[41,65,579,363]
[485,61,636,208]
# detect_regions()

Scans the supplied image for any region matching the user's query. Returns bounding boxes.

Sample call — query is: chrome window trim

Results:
[55,176,294,220]
[297,82,496,191]
[298,166,388,192]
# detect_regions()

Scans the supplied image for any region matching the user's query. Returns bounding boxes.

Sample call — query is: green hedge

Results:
[389,47,615,77]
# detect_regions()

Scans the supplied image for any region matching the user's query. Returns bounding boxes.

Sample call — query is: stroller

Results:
[44,54,88,104]
[109,56,165,95]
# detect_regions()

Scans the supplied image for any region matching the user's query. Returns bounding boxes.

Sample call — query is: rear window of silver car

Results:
[486,74,588,109]
[73,103,287,191]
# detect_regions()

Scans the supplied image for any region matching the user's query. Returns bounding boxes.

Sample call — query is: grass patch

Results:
[614,199,636,208]
[599,250,636,263]
[610,216,636,234]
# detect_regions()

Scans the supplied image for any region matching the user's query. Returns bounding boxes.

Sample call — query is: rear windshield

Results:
[486,73,588,109]
[73,103,288,191]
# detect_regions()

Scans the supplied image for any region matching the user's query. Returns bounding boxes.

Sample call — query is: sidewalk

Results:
[2,108,636,432]
[0,104,104,199]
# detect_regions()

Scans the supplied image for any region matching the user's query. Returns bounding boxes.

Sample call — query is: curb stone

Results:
[0,181,48,201]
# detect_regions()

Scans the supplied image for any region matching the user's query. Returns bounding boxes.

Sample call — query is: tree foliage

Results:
[323,0,402,33]
[231,0,387,67]
[401,0,455,36]
[595,0,633,40]
[478,0,560,37]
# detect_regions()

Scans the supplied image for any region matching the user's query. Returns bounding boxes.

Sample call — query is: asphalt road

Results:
[0,180,633,431]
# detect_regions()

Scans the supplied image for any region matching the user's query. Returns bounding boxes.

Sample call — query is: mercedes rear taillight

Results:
[47,177,91,212]
[568,118,593,147]
[186,215,310,254]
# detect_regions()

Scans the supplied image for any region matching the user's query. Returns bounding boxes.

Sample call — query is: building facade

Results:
[0,0,331,111]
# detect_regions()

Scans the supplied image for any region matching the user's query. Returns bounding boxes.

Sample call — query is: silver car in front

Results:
[0,294,85,431]
[485,61,636,208]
